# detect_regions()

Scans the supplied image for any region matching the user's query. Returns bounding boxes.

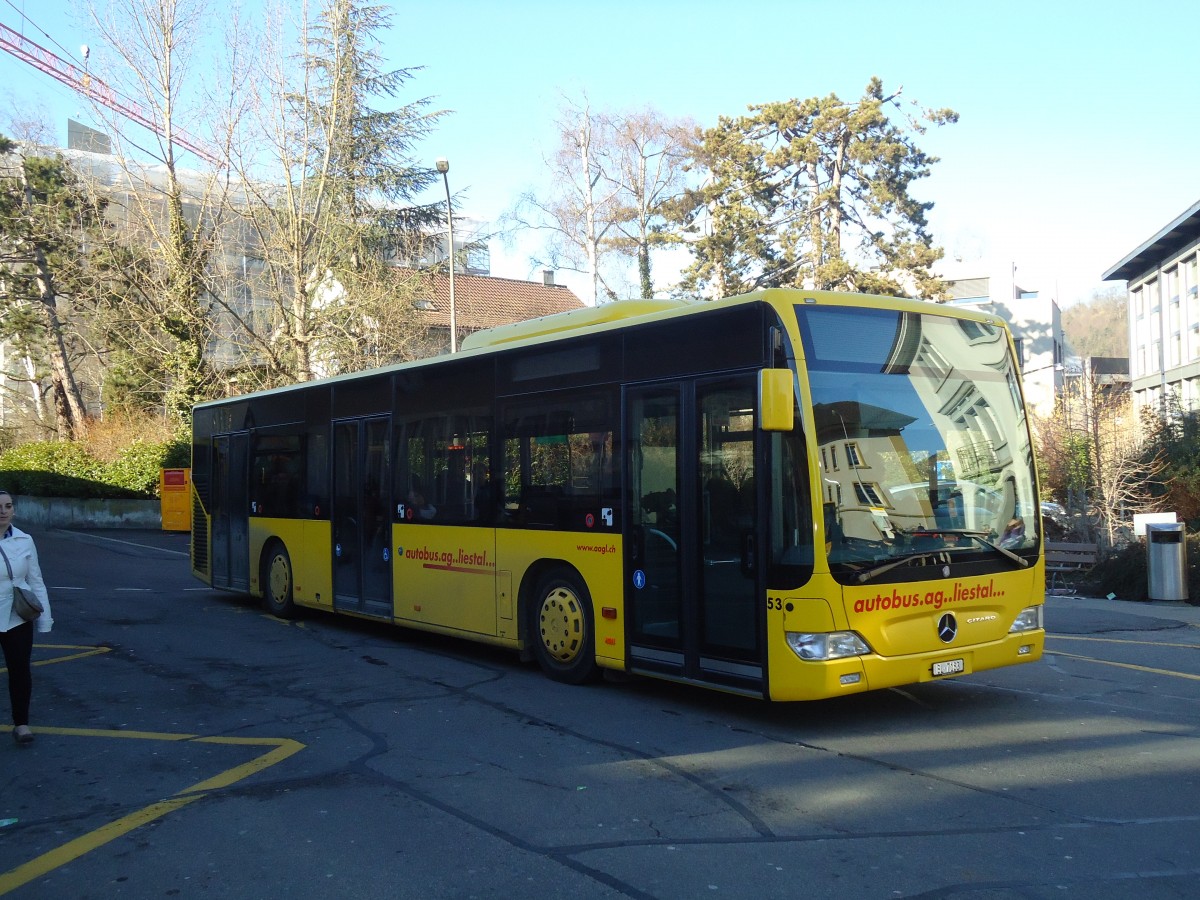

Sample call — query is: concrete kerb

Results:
[13,494,161,529]
[1046,592,1200,628]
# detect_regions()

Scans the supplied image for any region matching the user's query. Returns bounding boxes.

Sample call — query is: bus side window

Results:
[306,432,328,518]
[251,434,304,517]
[470,458,499,523]
[501,390,618,531]
[397,412,491,525]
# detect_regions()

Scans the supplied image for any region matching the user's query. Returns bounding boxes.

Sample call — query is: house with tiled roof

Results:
[398,268,586,354]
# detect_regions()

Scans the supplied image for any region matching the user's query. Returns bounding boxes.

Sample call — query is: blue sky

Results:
[2,0,1197,306]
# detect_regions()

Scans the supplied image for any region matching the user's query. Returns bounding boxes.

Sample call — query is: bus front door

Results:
[211,433,250,592]
[626,376,764,695]
[332,417,392,616]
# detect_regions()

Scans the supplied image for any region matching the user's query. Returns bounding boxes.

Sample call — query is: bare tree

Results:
[219,0,443,386]
[82,0,237,420]
[508,95,623,305]
[509,97,697,305]
[604,109,694,299]
[1090,393,1162,552]
[1037,371,1162,553]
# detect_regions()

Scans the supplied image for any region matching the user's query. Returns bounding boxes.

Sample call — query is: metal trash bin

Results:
[1146,523,1187,602]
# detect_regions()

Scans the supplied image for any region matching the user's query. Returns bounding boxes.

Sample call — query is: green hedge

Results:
[0,438,190,499]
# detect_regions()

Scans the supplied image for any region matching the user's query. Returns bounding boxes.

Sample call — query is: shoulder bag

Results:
[0,543,43,622]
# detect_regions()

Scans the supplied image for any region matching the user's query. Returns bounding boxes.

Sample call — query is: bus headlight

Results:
[1009,605,1044,633]
[786,631,871,661]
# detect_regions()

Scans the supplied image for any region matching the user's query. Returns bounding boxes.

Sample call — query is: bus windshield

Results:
[795,305,1038,576]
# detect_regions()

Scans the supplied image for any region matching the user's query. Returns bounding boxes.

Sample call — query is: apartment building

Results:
[1104,199,1200,412]
[0,136,582,426]
[939,262,1065,416]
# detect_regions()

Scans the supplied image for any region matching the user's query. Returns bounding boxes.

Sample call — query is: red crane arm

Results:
[0,22,220,166]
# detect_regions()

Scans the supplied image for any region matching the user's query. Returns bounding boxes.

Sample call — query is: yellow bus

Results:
[190,288,1045,700]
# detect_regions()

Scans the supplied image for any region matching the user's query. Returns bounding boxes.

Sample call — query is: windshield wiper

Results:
[853,531,1032,584]
[854,551,951,584]
[909,529,1030,569]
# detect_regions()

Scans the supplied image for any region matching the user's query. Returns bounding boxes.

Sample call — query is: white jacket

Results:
[1,526,53,634]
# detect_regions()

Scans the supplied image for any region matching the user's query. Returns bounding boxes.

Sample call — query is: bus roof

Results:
[194,288,1006,409]
[461,288,1003,350]
[459,298,694,350]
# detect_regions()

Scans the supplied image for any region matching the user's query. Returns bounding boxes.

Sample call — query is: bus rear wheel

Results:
[262,541,297,618]
[530,570,598,685]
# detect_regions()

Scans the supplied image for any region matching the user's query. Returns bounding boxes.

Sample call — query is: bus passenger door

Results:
[332,417,392,616]
[211,432,250,592]
[625,377,764,694]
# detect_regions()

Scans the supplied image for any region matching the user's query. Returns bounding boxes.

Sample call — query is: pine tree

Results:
[0,138,104,437]
[228,0,446,384]
[674,78,957,300]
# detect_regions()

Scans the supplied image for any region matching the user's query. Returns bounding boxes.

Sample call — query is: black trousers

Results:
[0,620,33,726]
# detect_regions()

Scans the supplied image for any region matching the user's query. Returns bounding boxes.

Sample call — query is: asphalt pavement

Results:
[3,527,1198,899]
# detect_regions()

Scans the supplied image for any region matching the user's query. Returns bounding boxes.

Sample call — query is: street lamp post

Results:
[435,158,456,354]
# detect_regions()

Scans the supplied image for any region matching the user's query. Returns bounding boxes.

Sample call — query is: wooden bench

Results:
[1044,541,1099,594]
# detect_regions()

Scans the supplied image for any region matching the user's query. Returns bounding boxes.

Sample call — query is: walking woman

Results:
[0,490,53,745]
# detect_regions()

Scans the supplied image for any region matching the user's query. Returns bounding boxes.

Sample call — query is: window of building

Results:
[958,319,988,342]
[845,442,863,467]
[1187,267,1200,339]
[854,482,885,507]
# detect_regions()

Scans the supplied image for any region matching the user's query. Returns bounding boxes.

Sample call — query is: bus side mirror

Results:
[759,369,794,432]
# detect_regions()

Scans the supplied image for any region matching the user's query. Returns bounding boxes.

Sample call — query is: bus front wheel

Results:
[530,570,598,685]
[262,541,297,619]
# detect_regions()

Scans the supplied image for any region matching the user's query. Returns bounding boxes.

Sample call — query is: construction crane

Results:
[0,21,221,166]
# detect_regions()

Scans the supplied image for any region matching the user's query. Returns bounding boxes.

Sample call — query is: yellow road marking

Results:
[1050,650,1200,681]
[0,728,304,895]
[1,644,111,673]
[1,643,308,894]
[0,796,200,891]
[186,737,306,793]
[1,734,304,897]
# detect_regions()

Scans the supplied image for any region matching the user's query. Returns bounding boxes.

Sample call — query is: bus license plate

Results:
[932,658,964,677]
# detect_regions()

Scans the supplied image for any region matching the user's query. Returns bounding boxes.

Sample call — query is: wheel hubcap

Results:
[539,586,583,663]
[269,555,290,602]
